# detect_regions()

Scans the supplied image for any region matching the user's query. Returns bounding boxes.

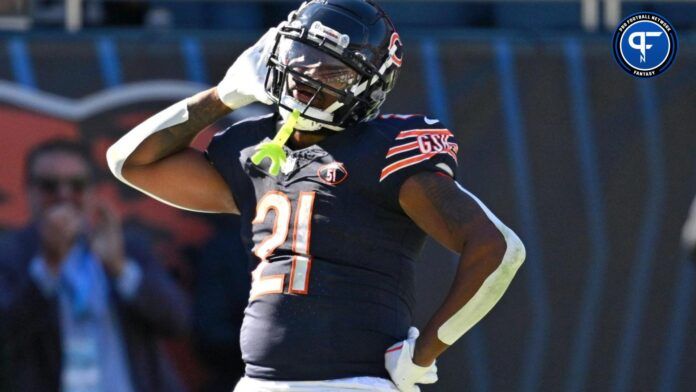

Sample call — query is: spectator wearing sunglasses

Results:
[0,139,190,392]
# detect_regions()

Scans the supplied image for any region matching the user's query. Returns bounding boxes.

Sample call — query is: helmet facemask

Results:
[268,36,365,131]
[265,19,396,131]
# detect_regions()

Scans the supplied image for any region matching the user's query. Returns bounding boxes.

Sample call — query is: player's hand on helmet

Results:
[385,327,438,392]
[217,28,277,110]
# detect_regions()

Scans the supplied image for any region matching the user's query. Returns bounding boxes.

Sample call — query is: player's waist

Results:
[240,293,410,381]
[240,321,399,381]
[242,363,392,383]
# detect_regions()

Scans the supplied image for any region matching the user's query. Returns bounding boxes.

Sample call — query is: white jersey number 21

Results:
[250,191,315,298]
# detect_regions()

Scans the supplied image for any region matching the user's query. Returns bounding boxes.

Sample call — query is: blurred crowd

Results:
[0,139,250,391]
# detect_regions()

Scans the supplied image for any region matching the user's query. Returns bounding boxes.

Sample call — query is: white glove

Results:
[385,327,438,392]
[217,28,277,109]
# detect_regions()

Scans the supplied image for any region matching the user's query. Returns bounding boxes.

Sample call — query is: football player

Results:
[107,1,526,391]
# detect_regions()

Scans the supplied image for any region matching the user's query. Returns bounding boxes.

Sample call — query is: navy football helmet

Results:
[265,0,403,131]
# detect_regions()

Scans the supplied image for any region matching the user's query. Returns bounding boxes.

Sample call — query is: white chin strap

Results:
[279,94,344,132]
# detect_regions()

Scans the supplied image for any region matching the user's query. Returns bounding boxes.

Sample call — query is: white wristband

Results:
[216,83,255,110]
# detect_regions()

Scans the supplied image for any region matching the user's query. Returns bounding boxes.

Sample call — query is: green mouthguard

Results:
[251,109,300,176]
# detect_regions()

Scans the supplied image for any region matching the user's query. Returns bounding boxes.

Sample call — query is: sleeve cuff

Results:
[116,259,143,301]
[28,256,60,298]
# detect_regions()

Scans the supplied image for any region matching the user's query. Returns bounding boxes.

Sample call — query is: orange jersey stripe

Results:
[386,141,420,158]
[395,129,453,140]
[380,152,438,182]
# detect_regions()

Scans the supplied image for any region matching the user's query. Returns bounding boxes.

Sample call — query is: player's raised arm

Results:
[388,171,525,390]
[106,29,277,214]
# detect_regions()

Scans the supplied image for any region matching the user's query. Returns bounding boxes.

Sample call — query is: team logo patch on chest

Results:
[317,162,348,185]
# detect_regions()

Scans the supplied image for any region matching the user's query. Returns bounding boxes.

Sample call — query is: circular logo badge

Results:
[612,12,677,78]
[317,162,348,185]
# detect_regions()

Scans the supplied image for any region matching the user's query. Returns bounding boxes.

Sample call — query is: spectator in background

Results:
[683,195,696,261]
[0,139,190,392]
[193,215,251,392]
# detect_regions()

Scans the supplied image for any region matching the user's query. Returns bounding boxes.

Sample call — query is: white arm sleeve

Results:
[105,98,212,213]
[436,182,526,345]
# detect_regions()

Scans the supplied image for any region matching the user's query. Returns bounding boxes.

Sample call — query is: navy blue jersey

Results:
[206,112,458,381]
